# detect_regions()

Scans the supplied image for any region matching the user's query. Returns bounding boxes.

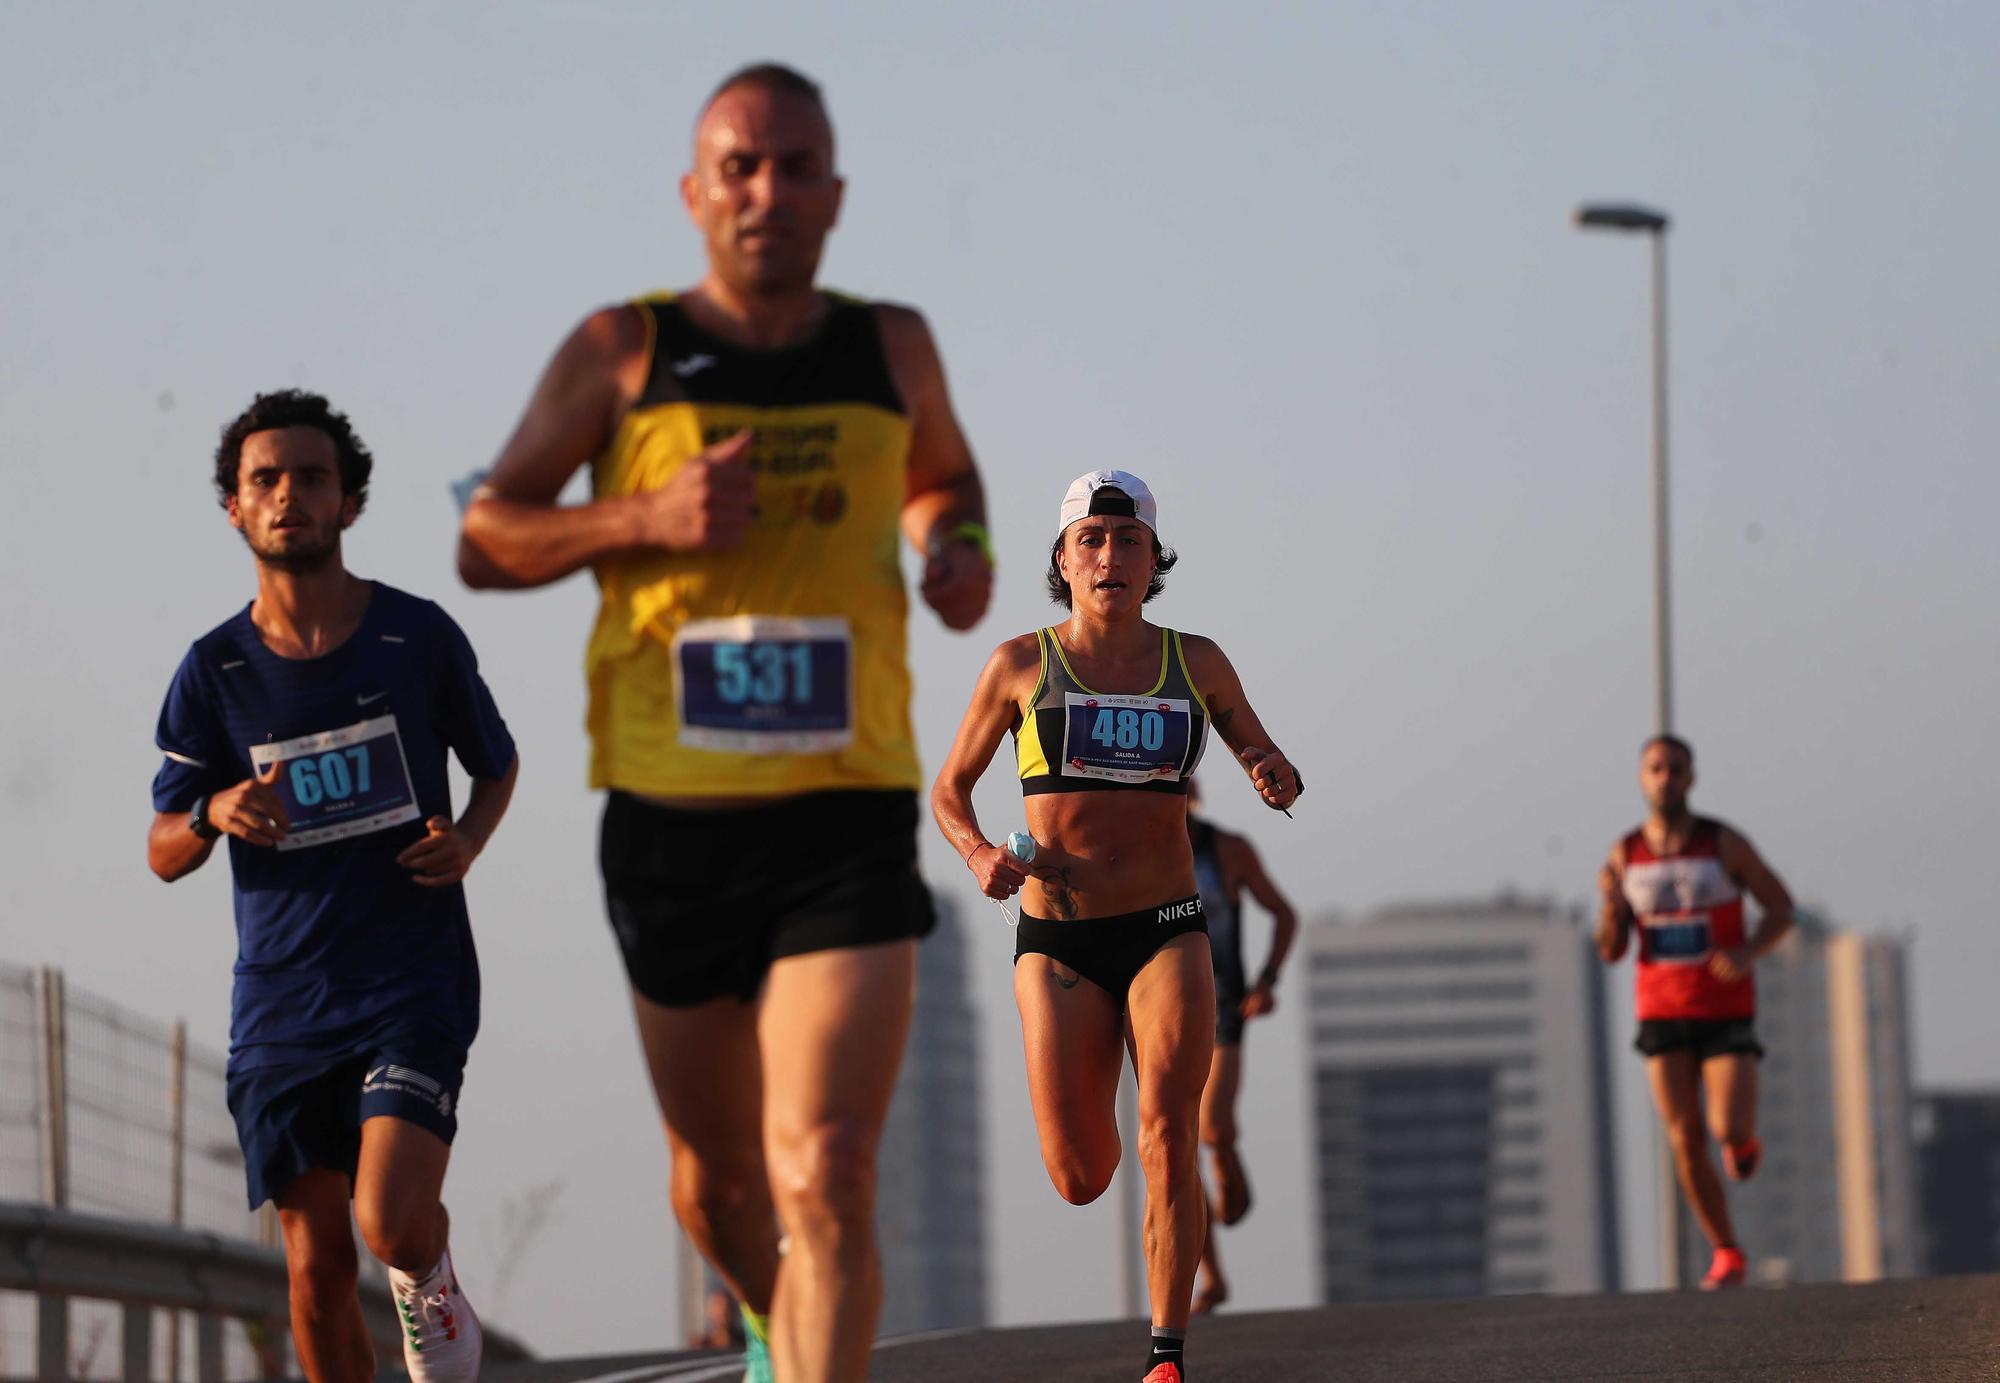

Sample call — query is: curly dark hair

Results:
[212,390,373,516]
[1045,531,1179,609]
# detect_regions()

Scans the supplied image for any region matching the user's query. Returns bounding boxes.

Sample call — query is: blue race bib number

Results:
[248,715,420,851]
[1643,915,1713,963]
[673,616,855,754]
[1059,693,1192,784]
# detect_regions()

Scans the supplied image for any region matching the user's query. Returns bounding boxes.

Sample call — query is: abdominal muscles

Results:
[1022,793,1197,920]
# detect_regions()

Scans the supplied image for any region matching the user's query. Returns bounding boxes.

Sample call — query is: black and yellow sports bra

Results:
[1015,627,1209,795]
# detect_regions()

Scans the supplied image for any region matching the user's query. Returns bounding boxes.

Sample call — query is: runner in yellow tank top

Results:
[456,64,992,1383]
[932,471,1303,1383]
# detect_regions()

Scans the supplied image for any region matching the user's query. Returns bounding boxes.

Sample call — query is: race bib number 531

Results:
[673,616,855,755]
[248,716,420,851]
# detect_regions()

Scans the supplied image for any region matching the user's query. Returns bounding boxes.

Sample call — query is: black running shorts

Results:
[1014,895,1211,1009]
[1633,1017,1764,1062]
[600,788,936,1007]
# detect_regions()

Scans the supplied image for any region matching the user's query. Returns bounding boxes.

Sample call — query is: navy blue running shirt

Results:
[151,584,515,1071]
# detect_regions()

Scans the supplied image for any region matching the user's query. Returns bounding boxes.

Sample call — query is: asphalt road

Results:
[488,1274,2000,1382]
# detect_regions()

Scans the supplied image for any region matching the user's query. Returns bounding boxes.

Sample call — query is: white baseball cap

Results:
[1059,469,1158,535]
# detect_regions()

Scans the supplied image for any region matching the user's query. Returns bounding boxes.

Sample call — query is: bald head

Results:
[682,63,844,300]
[695,62,834,161]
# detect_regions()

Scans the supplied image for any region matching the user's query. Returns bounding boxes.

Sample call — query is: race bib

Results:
[673,616,854,754]
[249,716,420,851]
[1059,693,1193,784]
[1643,913,1713,964]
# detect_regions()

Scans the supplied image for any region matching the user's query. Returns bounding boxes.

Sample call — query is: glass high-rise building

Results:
[875,897,989,1333]
[1914,1090,2000,1276]
[1712,916,1919,1284]
[1305,895,1620,1302]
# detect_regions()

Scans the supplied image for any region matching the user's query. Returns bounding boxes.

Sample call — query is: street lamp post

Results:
[1575,201,1691,1290]
[1575,203,1673,737]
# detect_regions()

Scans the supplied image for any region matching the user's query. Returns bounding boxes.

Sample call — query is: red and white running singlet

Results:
[1620,817,1752,1021]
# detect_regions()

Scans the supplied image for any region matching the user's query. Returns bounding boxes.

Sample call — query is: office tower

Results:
[1718,915,1919,1283]
[1306,895,1620,1301]
[875,897,989,1333]
[1913,1090,2000,1275]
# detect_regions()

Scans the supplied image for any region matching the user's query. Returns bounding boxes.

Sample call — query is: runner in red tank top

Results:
[1597,735,1795,1290]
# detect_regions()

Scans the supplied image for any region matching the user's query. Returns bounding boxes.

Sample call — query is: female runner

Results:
[931,469,1301,1383]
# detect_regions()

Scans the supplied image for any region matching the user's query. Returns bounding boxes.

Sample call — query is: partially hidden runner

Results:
[1598,733,1795,1290]
[932,470,1302,1383]
[1183,777,1298,1313]
[149,390,518,1383]
[456,63,991,1383]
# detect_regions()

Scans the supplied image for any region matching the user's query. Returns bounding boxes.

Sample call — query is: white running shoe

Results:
[389,1246,483,1382]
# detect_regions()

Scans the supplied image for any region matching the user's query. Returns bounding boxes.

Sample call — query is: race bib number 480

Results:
[673,616,855,755]
[1060,692,1193,784]
[248,716,421,851]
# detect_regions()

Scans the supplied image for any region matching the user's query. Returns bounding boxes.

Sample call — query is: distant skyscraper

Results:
[1699,915,1920,1284]
[1305,895,1620,1302]
[875,897,988,1333]
[1913,1091,2000,1275]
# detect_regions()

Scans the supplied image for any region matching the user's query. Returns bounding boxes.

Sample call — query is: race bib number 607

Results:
[248,716,421,851]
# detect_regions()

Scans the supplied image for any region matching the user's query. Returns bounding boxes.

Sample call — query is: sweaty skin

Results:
[934,517,1302,912]
[149,414,517,1381]
[1598,737,1795,1278]
[930,509,1302,1343]
[454,73,992,1383]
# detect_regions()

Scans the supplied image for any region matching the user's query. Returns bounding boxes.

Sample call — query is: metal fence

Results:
[1,963,358,1380]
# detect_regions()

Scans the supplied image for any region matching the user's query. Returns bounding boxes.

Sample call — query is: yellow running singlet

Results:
[585,292,919,798]
[1014,626,1209,795]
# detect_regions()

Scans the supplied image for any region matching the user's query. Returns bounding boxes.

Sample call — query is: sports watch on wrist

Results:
[189,796,221,841]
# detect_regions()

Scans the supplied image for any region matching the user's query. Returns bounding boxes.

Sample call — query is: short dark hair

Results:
[213,389,373,516]
[702,62,827,119]
[1045,529,1179,609]
[1642,733,1694,766]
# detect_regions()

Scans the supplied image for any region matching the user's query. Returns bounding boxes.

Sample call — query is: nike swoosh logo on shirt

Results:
[357,690,389,706]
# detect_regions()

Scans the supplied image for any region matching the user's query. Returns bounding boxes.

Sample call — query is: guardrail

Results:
[1,1201,528,1380]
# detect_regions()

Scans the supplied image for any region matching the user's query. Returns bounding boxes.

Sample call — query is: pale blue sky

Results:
[3,0,1994,1357]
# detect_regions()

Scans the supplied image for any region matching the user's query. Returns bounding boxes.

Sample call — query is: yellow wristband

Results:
[943,520,995,568]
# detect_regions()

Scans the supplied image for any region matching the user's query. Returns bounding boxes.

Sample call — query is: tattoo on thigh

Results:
[1048,962,1081,990]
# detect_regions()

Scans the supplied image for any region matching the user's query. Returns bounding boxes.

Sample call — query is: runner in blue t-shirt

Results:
[148,390,518,1383]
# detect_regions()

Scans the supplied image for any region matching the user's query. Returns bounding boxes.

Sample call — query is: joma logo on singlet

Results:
[1157,899,1203,925]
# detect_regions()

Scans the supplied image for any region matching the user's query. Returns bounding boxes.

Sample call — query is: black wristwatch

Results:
[189,796,221,841]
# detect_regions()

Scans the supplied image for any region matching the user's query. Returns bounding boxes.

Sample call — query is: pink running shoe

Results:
[1701,1245,1747,1290]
